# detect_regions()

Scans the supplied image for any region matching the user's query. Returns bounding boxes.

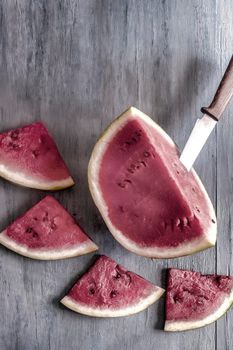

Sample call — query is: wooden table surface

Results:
[0,1,232,349]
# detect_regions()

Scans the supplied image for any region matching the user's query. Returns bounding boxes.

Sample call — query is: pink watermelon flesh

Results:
[166,268,233,322]
[99,118,215,248]
[3,196,93,250]
[0,122,72,183]
[66,255,159,309]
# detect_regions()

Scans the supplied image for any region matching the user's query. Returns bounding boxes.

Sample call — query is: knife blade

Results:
[180,54,233,171]
[180,115,217,171]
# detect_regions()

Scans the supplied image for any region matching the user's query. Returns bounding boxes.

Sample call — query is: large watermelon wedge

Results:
[61,255,164,317]
[165,268,233,331]
[0,196,98,260]
[0,122,74,190]
[88,107,217,258]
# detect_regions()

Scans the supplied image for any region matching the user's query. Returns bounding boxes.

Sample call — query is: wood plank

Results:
[216,2,233,350]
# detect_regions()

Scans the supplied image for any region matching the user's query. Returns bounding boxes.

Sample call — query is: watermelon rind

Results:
[61,286,164,317]
[0,164,74,190]
[164,289,233,331]
[88,107,217,258]
[0,229,98,260]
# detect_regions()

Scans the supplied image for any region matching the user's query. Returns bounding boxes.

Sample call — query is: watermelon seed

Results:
[119,206,124,213]
[33,217,38,221]
[26,227,39,238]
[143,151,150,157]
[110,290,117,298]
[124,179,132,184]
[10,130,19,140]
[192,187,195,192]
[114,271,121,279]
[140,161,147,167]
[127,168,134,174]
[43,211,49,221]
[32,149,40,158]
[212,219,216,223]
[196,207,200,213]
[173,294,183,303]
[89,288,95,295]
[51,222,56,230]
[177,219,183,229]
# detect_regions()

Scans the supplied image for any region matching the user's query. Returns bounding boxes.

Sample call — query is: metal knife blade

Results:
[179,114,217,171]
[180,54,233,171]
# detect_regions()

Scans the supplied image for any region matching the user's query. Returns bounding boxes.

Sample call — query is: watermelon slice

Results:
[165,268,233,331]
[0,122,74,190]
[0,196,98,260]
[61,255,164,317]
[88,107,217,258]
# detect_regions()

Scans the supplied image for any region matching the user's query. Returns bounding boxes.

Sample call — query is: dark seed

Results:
[119,206,124,213]
[10,130,19,140]
[115,272,121,279]
[89,288,95,295]
[143,151,150,157]
[32,149,40,158]
[110,290,117,298]
[124,179,132,184]
[51,222,56,230]
[117,182,125,188]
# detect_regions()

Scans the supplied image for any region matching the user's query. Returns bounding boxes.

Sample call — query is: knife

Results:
[180,55,233,171]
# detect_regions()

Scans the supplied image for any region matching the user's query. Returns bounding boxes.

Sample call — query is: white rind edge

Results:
[0,164,74,190]
[0,230,98,260]
[61,286,165,317]
[164,289,233,331]
[88,106,217,258]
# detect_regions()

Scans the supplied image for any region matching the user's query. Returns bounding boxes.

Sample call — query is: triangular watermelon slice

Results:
[88,107,217,258]
[0,122,74,190]
[0,196,98,260]
[61,255,164,317]
[165,268,233,331]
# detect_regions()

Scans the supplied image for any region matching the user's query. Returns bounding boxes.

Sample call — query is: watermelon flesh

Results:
[61,255,164,317]
[0,196,98,260]
[0,122,74,190]
[165,268,233,331]
[88,107,216,258]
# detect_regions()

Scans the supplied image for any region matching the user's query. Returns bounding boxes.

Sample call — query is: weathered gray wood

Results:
[0,1,232,349]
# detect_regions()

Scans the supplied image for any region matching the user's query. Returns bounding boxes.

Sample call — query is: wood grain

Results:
[0,1,232,349]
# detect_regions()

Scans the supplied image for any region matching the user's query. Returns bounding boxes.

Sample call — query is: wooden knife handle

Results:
[201,55,233,121]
